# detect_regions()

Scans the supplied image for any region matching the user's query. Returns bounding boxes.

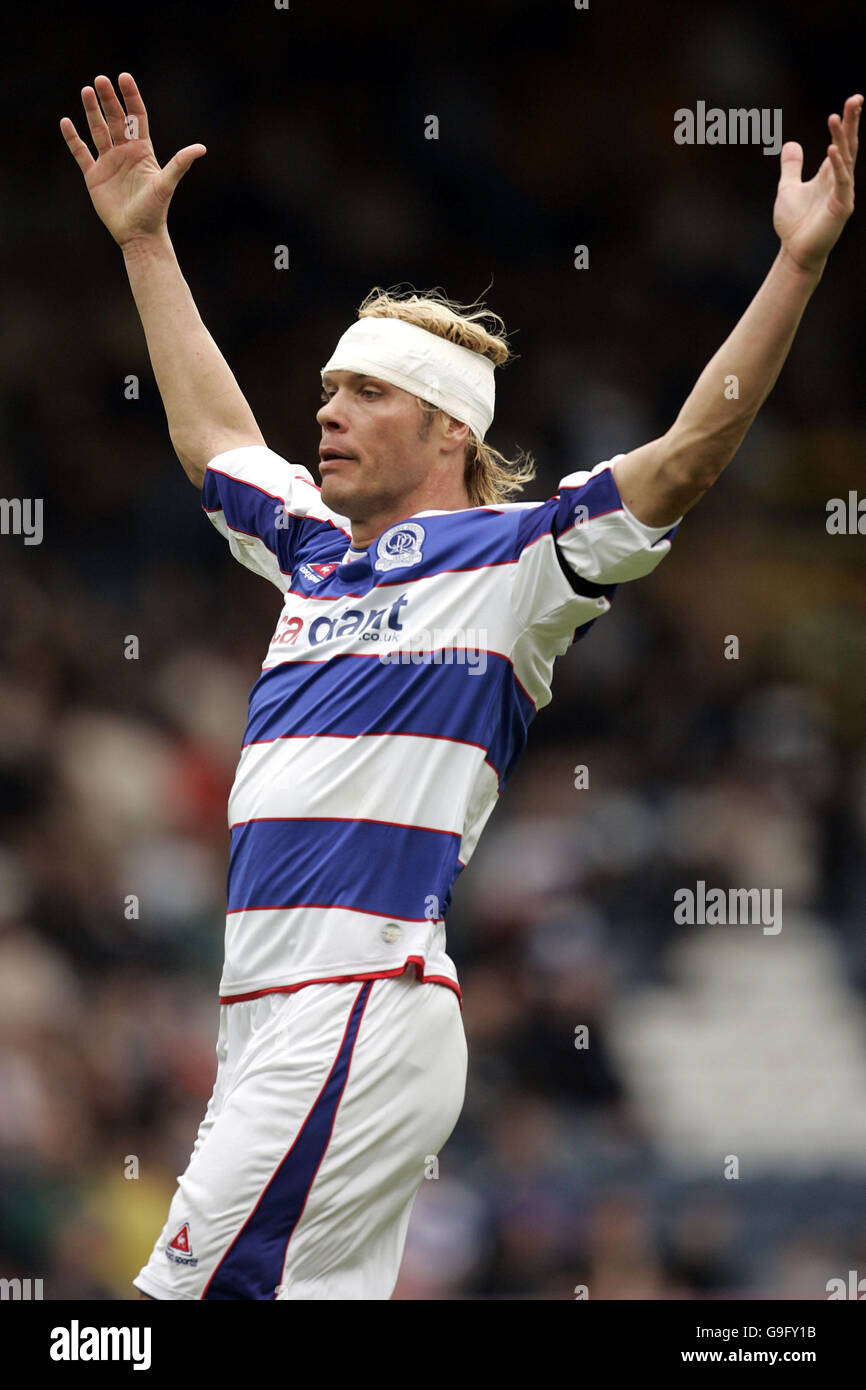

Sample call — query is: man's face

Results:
[316,370,440,523]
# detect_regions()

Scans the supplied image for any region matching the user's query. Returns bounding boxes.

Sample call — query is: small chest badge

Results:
[374,522,425,573]
[298,560,339,584]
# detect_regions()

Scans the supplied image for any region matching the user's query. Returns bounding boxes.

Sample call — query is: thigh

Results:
[133,984,367,1300]
[133,974,467,1301]
[277,972,468,1300]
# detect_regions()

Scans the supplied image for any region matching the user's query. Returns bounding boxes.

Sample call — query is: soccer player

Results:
[61,74,860,1300]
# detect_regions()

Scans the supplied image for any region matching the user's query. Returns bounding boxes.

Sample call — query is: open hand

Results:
[60,73,206,248]
[774,94,861,274]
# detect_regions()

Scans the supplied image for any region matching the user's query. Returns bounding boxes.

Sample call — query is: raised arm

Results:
[60,72,265,488]
[612,93,862,528]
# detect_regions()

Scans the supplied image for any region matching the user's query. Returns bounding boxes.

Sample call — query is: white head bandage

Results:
[321,317,496,441]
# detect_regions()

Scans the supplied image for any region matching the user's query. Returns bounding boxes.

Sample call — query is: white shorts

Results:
[133,969,467,1300]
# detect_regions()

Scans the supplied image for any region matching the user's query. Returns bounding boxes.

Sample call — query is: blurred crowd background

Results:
[2,0,866,1299]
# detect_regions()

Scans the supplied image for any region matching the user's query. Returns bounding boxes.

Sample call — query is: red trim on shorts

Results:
[218,956,462,1010]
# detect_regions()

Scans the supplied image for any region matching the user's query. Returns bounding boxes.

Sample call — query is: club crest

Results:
[372,522,428,569]
[374,522,426,573]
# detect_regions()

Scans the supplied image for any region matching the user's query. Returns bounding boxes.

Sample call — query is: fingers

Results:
[81,83,112,154]
[827,142,853,201]
[161,144,207,196]
[824,95,862,204]
[778,141,804,186]
[61,73,150,166]
[59,116,95,174]
[94,74,131,144]
[827,95,862,169]
[842,92,862,165]
[117,72,150,143]
[827,112,850,168]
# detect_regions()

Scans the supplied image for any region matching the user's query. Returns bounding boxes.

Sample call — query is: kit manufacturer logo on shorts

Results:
[374,522,425,572]
[166,1222,198,1267]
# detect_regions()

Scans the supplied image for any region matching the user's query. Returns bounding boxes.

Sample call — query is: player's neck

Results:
[349,484,471,550]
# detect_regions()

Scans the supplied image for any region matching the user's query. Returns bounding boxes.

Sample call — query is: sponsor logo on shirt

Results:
[271,593,409,648]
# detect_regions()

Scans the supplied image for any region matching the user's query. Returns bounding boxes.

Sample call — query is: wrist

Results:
[120,227,173,262]
[777,243,827,284]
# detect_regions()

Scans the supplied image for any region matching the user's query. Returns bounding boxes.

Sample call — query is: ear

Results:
[441,415,470,452]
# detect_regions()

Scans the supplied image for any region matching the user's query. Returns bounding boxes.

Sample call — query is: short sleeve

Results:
[201,445,352,592]
[510,454,681,630]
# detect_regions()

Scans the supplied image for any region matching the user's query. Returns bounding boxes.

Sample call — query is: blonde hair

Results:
[356,285,535,507]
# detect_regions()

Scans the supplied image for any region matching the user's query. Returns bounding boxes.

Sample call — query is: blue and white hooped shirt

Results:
[202,445,680,1007]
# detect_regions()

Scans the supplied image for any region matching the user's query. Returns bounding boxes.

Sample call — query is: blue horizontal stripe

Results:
[227,818,464,920]
[244,654,535,787]
[202,468,347,576]
[281,505,554,600]
[514,467,624,553]
[345,507,528,581]
[204,468,645,598]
